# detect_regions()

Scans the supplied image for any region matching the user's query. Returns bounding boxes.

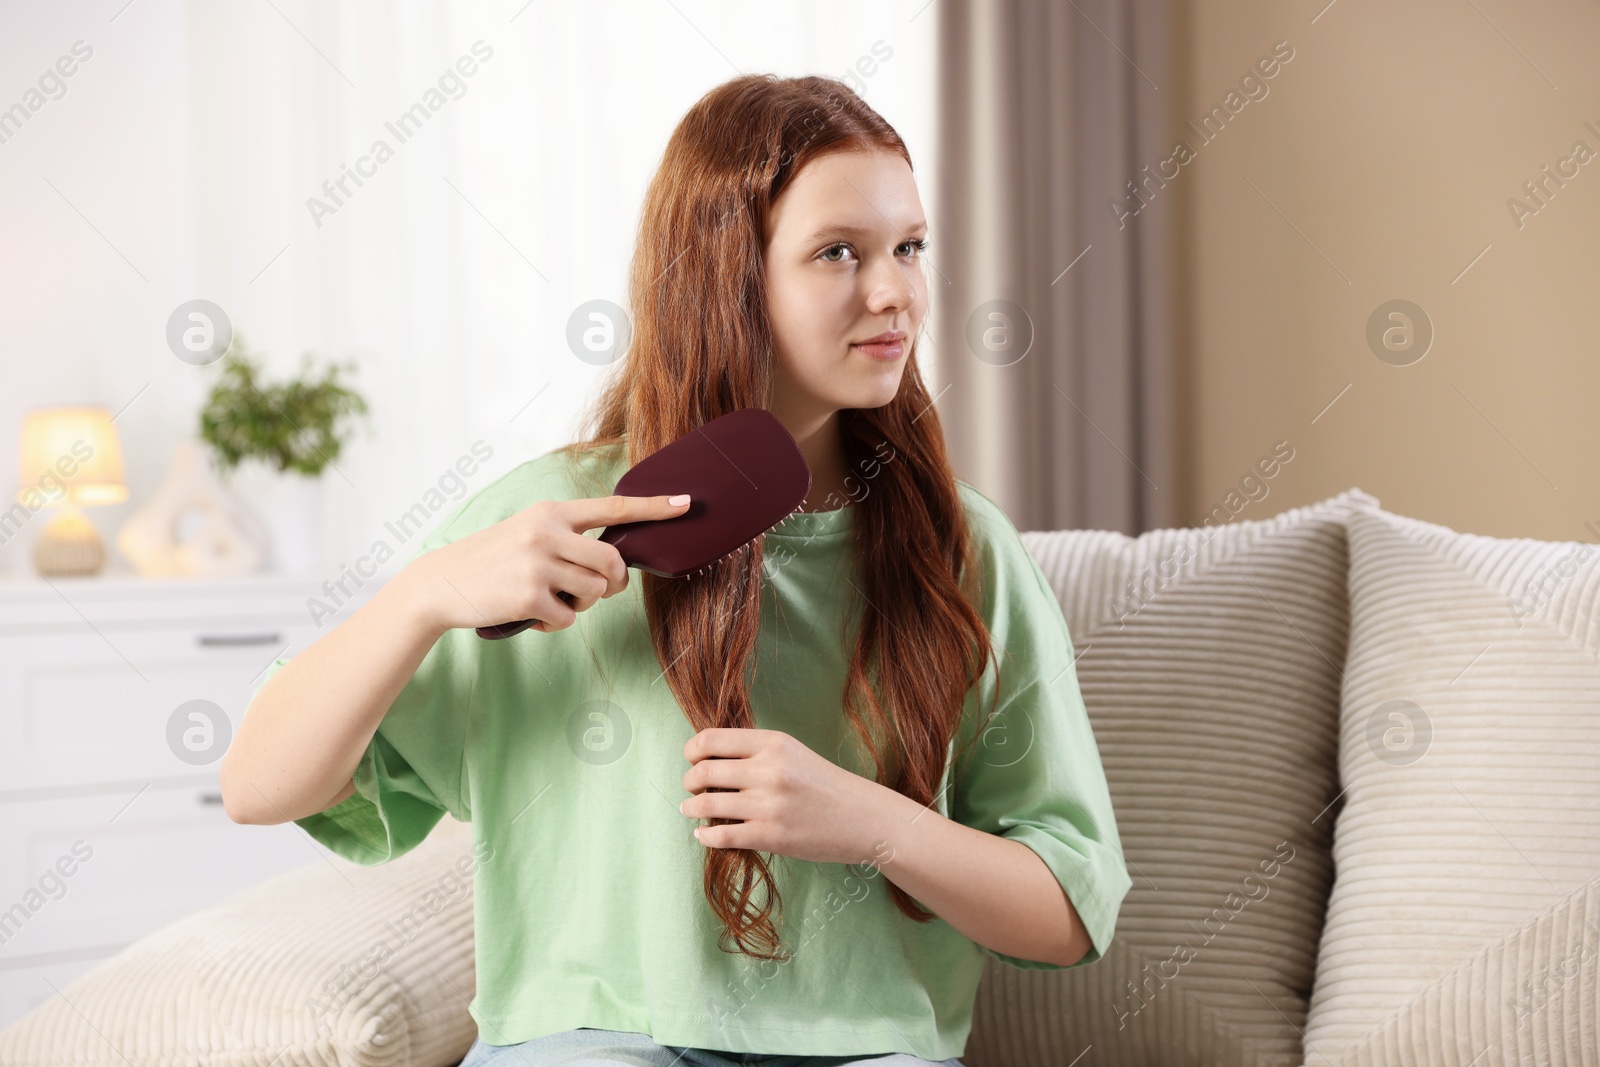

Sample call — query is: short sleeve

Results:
[250,452,583,864]
[263,623,479,865]
[271,447,610,862]
[948,485,1133,970]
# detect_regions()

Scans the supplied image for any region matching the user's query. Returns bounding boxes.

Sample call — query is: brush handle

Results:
[476,519,637,640]
[475,591,577,640]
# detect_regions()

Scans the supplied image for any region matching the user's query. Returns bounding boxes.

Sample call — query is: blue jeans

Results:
[457,1028,965,1067]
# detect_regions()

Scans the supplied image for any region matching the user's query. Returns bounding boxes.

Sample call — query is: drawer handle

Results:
[197,632,283,648]
[198,791,224,805]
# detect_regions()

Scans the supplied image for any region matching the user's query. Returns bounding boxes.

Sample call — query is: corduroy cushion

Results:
[964,489,1376,1067]
[0,816,479,1067]
[1301,505,1600,1064]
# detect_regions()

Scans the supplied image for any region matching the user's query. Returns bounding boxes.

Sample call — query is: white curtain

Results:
[189,0,936,589]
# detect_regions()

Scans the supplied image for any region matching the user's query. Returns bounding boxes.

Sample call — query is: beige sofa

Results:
[3,489,1596,1067]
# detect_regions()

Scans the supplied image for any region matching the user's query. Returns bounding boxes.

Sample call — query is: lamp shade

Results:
[17,406,129,508]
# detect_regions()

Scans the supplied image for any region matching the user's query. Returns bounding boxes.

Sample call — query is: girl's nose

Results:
[866,266,915,315]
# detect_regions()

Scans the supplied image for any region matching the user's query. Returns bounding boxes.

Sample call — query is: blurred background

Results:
[0,0,1597,1031]
[4,0,1598,586]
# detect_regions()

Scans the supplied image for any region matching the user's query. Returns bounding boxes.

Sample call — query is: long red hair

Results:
[557,74,1002,961]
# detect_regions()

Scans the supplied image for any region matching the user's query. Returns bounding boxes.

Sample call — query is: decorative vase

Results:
[116,439,268,577]
[225,462,324,576]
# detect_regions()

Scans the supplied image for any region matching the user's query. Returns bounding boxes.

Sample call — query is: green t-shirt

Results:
[260,439,1130,1061]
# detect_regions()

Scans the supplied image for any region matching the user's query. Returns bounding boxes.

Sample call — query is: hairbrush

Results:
[475,407,813,640]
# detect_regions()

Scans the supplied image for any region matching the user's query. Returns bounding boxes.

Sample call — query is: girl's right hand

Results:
[401,493,691,635]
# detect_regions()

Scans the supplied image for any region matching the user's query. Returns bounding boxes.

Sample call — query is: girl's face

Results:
[763,148,929,425]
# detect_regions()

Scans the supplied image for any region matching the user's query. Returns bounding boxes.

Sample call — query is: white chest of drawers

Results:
[0,574,374,1030]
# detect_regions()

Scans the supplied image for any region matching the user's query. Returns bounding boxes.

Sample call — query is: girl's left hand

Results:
[680,727,886,866]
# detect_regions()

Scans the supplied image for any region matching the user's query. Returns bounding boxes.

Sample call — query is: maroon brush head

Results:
[477,407,811,639]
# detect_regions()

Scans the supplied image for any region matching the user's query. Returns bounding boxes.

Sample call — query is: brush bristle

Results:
[676,500,809,579]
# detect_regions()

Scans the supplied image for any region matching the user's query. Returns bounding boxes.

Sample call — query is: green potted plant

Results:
[197,337,370,575]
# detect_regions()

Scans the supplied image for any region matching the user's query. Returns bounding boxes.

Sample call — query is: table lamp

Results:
[16,405,129,577]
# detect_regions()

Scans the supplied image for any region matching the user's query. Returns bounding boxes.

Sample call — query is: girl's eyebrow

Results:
[804,220,929,243]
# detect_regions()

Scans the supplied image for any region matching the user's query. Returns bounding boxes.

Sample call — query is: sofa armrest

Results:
[0,817,478,1067]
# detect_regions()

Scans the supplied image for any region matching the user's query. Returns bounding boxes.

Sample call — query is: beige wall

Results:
[1176,0,1600,542]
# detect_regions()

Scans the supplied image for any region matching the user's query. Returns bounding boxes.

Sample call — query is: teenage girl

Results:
[225,73,1129,1067]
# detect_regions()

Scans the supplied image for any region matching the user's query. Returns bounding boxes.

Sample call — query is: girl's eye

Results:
[819,238,929,263]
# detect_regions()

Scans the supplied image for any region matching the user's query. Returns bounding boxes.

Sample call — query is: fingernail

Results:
[678,799,686,813]
[669,494,691,506]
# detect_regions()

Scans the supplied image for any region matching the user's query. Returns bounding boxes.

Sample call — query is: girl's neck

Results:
[783,411,853,513]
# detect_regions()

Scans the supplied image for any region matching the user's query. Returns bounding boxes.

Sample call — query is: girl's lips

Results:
[851,340,905,360]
